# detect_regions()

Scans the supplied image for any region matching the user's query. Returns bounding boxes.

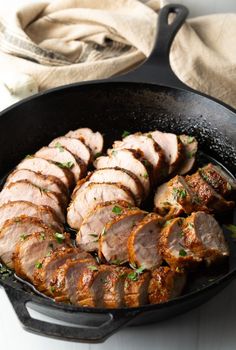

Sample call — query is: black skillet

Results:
[0,4,236,344]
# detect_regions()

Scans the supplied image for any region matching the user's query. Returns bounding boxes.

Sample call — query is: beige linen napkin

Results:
[0,0,235,108]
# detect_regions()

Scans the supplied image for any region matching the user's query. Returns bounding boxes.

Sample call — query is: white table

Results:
[1,1,236,349]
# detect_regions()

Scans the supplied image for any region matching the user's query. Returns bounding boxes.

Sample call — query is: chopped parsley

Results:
[127,266,145,281]
[49,286,55,293]
[186,151,194,159]
[122,130,130,138]
[224,224,236,238]
[178,231,184,238]
[147,134,152,139]
[39,232,46,241]
[188,223,194,228]
[54,232,65,244]
[172,187,187,200]
[179,249,187,257]
[143,173,148,179]
[88,265,98,271]
[0,265,12,279]
[94,152,102,159]
[111,150,117,156]
[163,220,172,227]
[35,261,43,269]
[20,234,27,241]
[112,205,123,215]
[186,136,195,144]
[111,259,122,265]
[55,142,64,152]
[56,161,74,169]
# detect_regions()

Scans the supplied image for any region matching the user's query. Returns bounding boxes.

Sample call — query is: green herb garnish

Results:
[20,234,27,241]
[143,173,148,179]
[225,224,236,238]
[179,249,187,257]
[88,265,98,271]
[173,188,187,200]
[54,232,65,244]
[49,286,55,293]
[39,232,46,241]
[35,261,42,269]
[111,259,122,265]
[94,152,102,159]
[186,151,194,159]
[89,233,98,238]
[122,130,130,138]
[56,161,74,169]
[147,134,152,139]
[112,205,123,215]
[55,142,64,152]
[186,136,195,144]
[0,265,12,279]
[127,265,145,281]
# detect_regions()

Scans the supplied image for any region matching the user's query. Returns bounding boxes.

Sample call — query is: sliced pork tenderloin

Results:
[35,146,85,183]
[88,167,144,205]
[160,217,201,268]
[99,209,147,264]
[0,201,63,232]
[67,182,135,230]
[66,128,103,157]
[182,211,229,264]
[124,270,151,307]
[0,180,65,222]
[148,267,186,304]
[0,216,56,268]
[94,149,151,197]
[49,136,92,165]
[33,247,88,295]
[13,231,70,282]
[76,200,132,252]
[52,256,97,304]
[128,213,163,269]
[199,163,236,199]
[112,133,166,182]
[178,135,198,175]
[186,172,234,213]
[17,156,72,190]
[5,169,68,204]
[148,130,183,175]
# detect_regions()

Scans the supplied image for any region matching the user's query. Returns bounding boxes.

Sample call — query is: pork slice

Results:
[33,247,89,294]
[128,213,163,269]
[94,149,151,197]
[67,182,135,230]
[5,169,68,204]
[148,267,186,304]
[93,265,128,308]
[124,270,151,307]
[66,128,103,156]
[13,231,70,282]
[0,180,65,222]
[148,130,183,174]
[178,135,198,175]
[17,156,72,189]
[77,200,132,252]
[182,211,229,264]
[88,167,144,205]
[99,209,147,264]
[160,217,202,268]
[112,133,166,182]
[0,201,63,233]
[199,163,236,198]
[35,146,85,183]
[0,216,56,268]
[186,172,234,213]
[49,136,92,165]
[52,257,96,304]
[154,176,200,219]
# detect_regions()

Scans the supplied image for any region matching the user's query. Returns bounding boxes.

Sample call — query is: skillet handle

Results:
[113,4,191,89]
[4,284,139,343]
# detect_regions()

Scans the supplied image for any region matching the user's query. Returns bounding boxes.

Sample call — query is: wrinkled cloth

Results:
[0,0,235,108]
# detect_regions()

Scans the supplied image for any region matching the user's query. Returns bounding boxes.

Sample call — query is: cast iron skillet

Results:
[0,4,236,343]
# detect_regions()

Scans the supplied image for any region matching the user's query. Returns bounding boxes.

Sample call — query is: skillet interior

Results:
[0,82,236,331]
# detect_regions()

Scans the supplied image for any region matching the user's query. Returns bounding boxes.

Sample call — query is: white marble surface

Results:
[1,1,236,349]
